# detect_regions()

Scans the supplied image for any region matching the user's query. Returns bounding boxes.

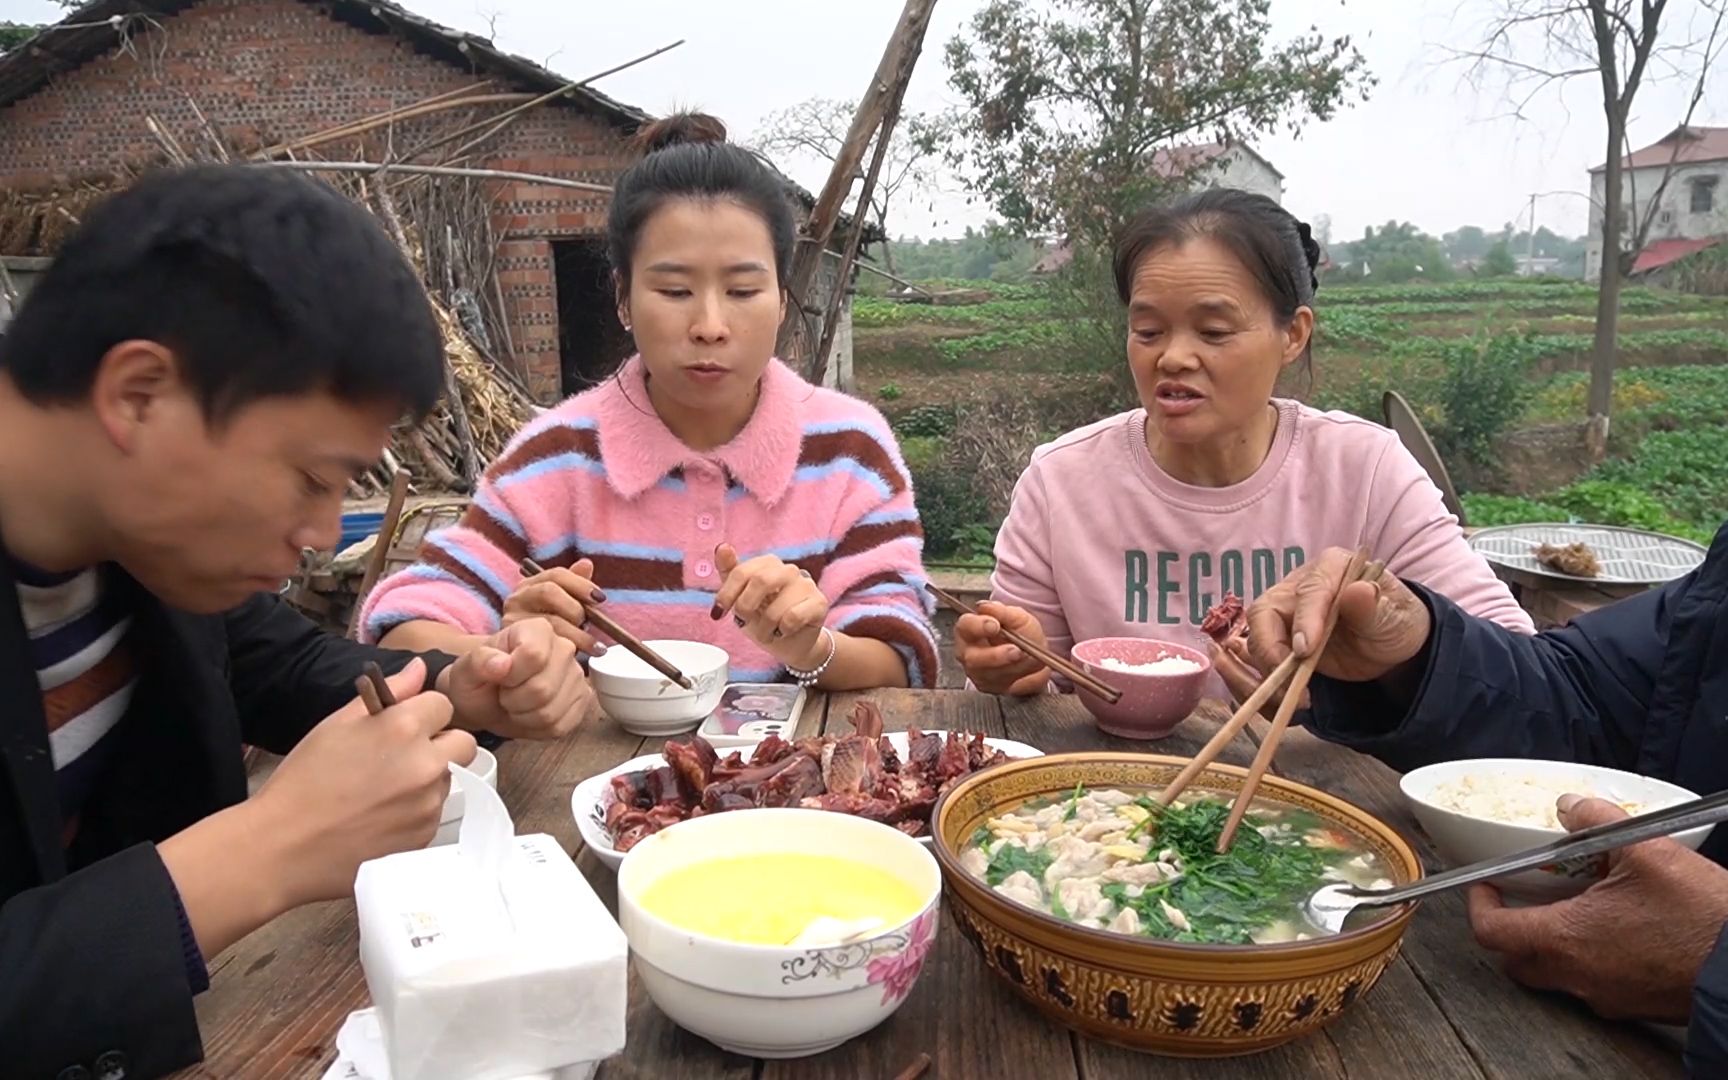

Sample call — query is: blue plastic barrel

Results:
[339,512,385,551]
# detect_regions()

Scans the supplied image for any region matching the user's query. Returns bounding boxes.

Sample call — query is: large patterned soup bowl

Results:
[930,753,1423,1057]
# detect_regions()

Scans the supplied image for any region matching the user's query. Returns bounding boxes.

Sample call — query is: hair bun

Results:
[631,112,729,156]
[1295,220,1321,292]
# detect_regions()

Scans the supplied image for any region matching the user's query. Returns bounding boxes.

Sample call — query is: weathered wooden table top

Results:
[175,691,1686,1080]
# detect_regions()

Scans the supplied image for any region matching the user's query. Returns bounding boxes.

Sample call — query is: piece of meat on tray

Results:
[905,726,943,778]
[663,736,718,801]
[754,754,825,807]
[1535,541,1602,578]
[822,734,884,795]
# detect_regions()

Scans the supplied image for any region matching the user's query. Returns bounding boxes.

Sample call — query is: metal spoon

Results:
[1306,785,1728,934]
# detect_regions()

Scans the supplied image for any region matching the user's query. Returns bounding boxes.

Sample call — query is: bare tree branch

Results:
[1449,0,1722,457]
[753,95,942,257]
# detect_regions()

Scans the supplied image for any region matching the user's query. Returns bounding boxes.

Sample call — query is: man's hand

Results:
[1246,547,1433,685]
[955,601,1050,696]
[1469,795,1728,1024]
[250,658,476,906]
[441,616,596,741]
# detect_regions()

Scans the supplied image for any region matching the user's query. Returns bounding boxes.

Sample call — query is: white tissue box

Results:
[355,832,628,1080]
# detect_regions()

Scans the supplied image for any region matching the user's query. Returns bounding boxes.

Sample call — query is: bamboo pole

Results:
[254,160,612,193]
[777,0,938,369]
[253,81,496,158]
[402,40,685,164]
[812,74,913,382]
[254,94,534,160]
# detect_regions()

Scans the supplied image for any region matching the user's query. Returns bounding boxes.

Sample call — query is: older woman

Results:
[956,188,1529,696]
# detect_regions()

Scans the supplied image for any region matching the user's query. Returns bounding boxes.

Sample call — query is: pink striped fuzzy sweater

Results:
[361,357,939,688]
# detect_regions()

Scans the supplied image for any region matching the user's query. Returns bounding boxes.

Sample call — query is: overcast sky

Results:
[6,0,1725,241]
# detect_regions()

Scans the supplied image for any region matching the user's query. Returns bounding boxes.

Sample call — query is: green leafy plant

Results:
[1109,794,1344,945]
[893,403,958,438]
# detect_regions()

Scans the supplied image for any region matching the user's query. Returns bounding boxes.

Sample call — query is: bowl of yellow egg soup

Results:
[587,640,729,737]
[616,808,941,1058]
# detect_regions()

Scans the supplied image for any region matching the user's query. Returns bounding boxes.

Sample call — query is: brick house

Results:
[1586,124,1728,283]
[0,0,869,400]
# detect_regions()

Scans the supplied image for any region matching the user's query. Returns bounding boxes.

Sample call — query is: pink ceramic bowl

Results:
[1068,637,1211,740]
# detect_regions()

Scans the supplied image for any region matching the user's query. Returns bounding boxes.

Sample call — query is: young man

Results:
[0,166,597,1078]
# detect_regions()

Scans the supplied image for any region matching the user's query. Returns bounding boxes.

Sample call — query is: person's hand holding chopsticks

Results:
[438,617,598,741]
[1244,547,1434,687]
[506,556,608,656]
[237,659,475,905]
[955,600,1052,696]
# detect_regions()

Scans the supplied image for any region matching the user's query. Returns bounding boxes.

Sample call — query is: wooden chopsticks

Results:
[1211,551,1384,852]
[891,1053,932,1080]
[519,557,694,689]
[355,660,397,715]
[1150,550,1384,851]
[923,582,1123,704]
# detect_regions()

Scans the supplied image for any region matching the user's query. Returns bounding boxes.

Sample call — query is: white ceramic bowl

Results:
[429,746,498,848]
[588,641,729,736]
[616,808,941,1058]
[1401,757,1708,902]
[573,732,1044,871]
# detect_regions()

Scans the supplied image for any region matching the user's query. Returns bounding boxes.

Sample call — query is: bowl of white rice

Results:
[1068,637,1211,740]
[1400,758,1707,902]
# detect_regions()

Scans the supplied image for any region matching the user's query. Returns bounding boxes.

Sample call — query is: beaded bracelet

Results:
[786,627,837,688]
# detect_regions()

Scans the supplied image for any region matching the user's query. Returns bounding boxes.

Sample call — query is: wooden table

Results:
[178,692,1687,1080]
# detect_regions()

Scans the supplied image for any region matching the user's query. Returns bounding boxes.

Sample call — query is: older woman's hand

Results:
[954,601,1050,696]
[1245,547,1434,685]
[1469,795,1728,1024]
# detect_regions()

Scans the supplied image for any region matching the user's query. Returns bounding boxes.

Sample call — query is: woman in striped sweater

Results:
[362,114,938,691]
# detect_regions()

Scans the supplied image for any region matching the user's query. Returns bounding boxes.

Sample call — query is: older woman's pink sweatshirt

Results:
[992,401,1532,690]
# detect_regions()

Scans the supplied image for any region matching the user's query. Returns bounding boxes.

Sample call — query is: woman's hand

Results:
[711,543,831,669]
[506,556,606,656]
[954,601,1050,696]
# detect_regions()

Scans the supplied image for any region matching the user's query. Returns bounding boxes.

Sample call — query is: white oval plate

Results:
[572,731,1043,871]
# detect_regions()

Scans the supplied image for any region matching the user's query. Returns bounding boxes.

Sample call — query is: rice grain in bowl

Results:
[1401,758,1708,902]
[1427,771,1650,830]
[1069,638,1210,740]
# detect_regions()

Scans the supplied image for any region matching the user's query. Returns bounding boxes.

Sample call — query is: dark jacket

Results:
[0,560,453,1079]
[1306,522,1728,1076]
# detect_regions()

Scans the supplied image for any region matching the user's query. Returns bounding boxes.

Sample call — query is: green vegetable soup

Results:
[959,787,1395,945]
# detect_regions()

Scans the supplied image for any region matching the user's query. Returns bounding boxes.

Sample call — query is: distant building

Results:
[1148,141,1284,205]
[1516,254,1563,277]
[1586,124,1728,282]
[1031,141,1283,274]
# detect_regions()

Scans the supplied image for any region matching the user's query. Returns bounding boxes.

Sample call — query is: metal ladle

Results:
[1307,785,1728,934]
